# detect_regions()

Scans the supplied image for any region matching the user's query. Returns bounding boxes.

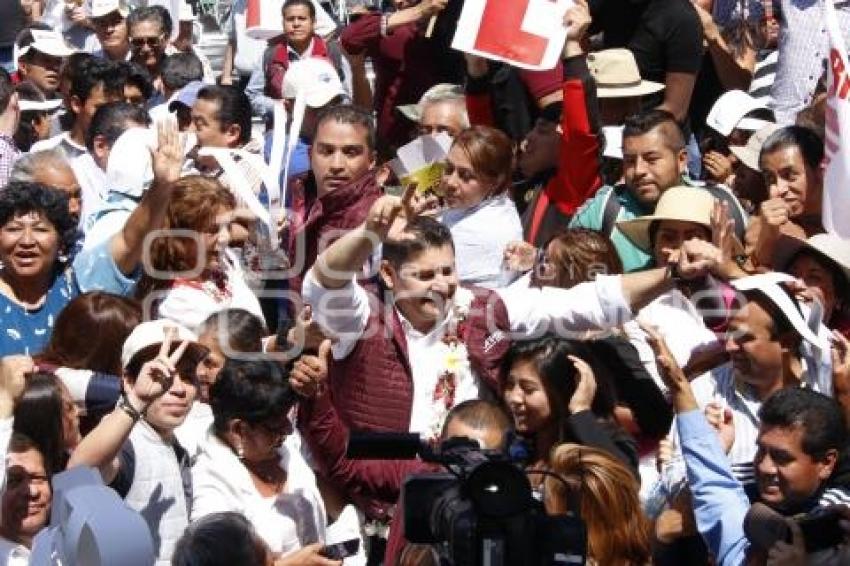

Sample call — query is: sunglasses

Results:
[131,36,162,49]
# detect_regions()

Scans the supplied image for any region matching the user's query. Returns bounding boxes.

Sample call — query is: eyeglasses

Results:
[131,36,162,49]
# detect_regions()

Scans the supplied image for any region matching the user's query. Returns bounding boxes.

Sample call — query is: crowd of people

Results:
[0,0,849,564]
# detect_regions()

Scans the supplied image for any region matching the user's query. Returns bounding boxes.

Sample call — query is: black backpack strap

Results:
[600,186,623,238]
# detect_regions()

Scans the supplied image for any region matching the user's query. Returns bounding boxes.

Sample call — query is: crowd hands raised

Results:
[0,0,849,564]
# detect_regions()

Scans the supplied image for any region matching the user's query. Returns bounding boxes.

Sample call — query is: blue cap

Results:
[168,80,206,112]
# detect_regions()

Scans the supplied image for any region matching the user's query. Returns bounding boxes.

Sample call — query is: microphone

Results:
[743,502,791,551]
[346,432,426,460]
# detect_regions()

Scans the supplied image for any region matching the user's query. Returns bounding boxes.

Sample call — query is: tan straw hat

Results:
[773,233,850,286]
[587,49,665,99]
[616,185,715,251]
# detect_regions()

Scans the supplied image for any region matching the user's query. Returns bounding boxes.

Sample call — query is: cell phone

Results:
[797,508,846,553]
[320,538,360,560]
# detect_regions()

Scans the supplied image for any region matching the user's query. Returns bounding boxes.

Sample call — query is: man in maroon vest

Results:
[285,105,383,303]
[302,190,716,437]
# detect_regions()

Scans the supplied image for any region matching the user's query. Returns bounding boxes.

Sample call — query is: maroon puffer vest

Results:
[326,286,512,433]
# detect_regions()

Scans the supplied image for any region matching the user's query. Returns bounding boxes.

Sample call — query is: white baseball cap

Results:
[121,319,206,370]
[89,0,130,19]
[19,99,63,112]
[282,58,345,108]
[18,30,76,59]
[706,90,773,137]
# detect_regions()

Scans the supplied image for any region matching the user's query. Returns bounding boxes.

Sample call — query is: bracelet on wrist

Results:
[117,394,145,422]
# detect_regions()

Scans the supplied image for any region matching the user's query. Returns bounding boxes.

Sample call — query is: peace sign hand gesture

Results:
[127,327,190,412]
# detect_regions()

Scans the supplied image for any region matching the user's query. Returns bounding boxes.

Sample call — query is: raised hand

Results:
[151,117,185,186]
[704,402,735,454]
[128,327,190,411]
[640,322,697,412]
[567,355,597,414]
[563,0,591,42]
[502,240,537,272]
[289,339,332,399]
[288,305,331,353]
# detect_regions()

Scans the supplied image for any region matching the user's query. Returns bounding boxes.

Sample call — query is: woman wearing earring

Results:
[191,359,339,565]
[435,125,523,288]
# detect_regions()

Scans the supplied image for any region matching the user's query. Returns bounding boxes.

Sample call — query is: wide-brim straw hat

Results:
[616,185,716,252]
[773,233,850,287]
[587,49,665,99]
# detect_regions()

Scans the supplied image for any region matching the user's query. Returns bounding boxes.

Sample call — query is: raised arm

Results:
[69,335,189,484]
[310,190,410,289]
[643,324,751,566]
[109,119,183,276]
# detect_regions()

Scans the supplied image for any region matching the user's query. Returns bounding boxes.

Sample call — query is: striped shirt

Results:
[771,0,850,124]
[749,49,779,106]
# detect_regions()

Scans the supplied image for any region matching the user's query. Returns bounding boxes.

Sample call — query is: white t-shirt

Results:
[0,538,29,566]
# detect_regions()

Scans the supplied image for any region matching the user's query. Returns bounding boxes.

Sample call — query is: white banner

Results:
[823,0,850,238]
[451,0,574,71]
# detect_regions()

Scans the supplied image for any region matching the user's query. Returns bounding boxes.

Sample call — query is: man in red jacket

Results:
[340,0,462,155]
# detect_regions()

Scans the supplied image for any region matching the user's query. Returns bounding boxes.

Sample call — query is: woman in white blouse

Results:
[435,126,523,289]
[191,359,333,565]
[134,176,265,332]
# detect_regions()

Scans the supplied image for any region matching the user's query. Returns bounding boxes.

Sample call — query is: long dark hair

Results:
[13,372,68,477]
[36,292,142,376]
[501,335,617,441]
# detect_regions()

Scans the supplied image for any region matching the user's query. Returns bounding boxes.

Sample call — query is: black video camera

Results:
[347,433,587,566]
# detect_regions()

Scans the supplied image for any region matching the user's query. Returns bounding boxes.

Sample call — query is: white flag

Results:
[451,0,574,71]
[823,0,850,238]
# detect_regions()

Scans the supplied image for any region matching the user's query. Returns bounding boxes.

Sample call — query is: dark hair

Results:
[127,5,173,38]
[451,126,514,195]
[13,372,67,477]
[70,57,123,104]
[314,104,376,151]
[13,80,47,152]
[117,60,155,101]
[161,52,204,91]
[381,215,455,269]
[0,182,77,257]
[210,360,298,435]
[440,399,511,442]
[0,67,13,115]
[759,125,825,170]
[85,101,151,152]
[172,512,267,566]
[59,53,93,130]
[37,292,142,375]
[7,432,41,457]
[283,0,316,19]
[502,336,617,439]
[622,109,685,152]
[196,85,252,145]
[759,388,847,461]
[740,288,800,342]
[199,309,266,353]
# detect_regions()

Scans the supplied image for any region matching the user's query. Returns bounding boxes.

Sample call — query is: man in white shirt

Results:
[89,0,131,61]
[0,434,52,566]
[30,57,123,160]
[74,100,151,231]
[303,190,716,436]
